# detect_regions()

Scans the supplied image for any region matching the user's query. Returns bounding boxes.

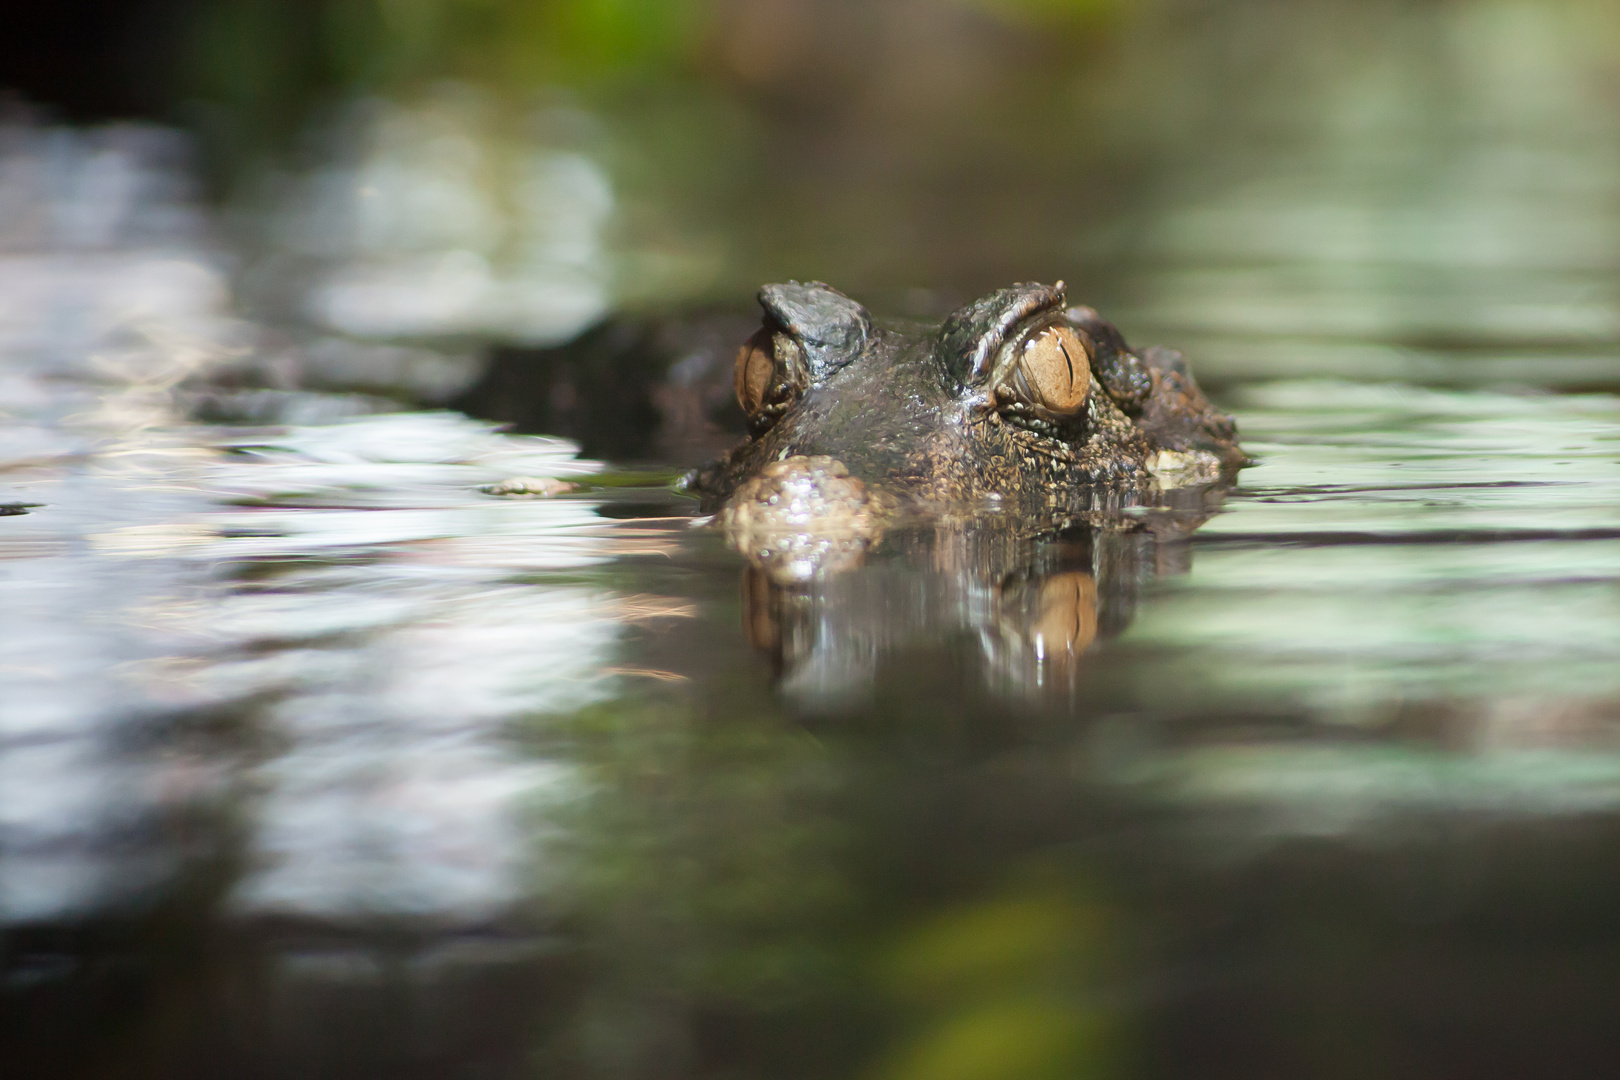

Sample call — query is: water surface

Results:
[7,357,1620,1077]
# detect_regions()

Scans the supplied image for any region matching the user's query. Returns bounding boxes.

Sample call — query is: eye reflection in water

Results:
[731,488,1229,710]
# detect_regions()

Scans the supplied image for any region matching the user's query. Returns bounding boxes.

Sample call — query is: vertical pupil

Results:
[1017,326,1088,414]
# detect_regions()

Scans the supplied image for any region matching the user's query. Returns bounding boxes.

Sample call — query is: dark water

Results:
[7,3,1620,1079]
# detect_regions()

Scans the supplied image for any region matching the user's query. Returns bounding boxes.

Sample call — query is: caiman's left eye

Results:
[734,327,779,416]
[995,324,1091,420]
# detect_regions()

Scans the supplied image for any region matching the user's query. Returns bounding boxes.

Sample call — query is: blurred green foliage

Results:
[874,878,1120,1080]
[177,0,1148,296]
[958,0,1124,28]
[188,0,704,98]
[317,0,705,87]
[181,0,708,172]
[179,0,1127,146]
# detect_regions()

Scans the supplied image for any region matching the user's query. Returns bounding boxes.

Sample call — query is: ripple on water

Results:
[0,406,691,926]
[1102,381,1620,829]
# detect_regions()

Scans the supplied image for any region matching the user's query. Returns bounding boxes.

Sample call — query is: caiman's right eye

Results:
[993,323,1092,424]
[733,326,807,433]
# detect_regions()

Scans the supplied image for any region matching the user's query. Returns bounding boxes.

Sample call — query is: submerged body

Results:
[685,281,1246,521]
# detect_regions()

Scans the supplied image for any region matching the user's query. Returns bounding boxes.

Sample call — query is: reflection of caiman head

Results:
[736,504,1222,708]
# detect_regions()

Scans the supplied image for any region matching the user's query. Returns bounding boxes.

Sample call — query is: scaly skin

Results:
[686,281,1246,521]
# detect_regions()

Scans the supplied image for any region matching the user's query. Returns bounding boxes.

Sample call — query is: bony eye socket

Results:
[998,324,1091,418]
[733,327,807,430]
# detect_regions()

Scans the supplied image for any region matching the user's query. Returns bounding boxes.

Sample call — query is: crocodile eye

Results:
[734,328,776,415]
[998,325,1090,418]
[733,326,807,432]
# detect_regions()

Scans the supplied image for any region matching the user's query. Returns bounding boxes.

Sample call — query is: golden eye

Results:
[733,327,777,416]
[1014,325,1090,416]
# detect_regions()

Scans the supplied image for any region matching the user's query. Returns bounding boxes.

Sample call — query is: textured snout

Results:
[718,455,888,582]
